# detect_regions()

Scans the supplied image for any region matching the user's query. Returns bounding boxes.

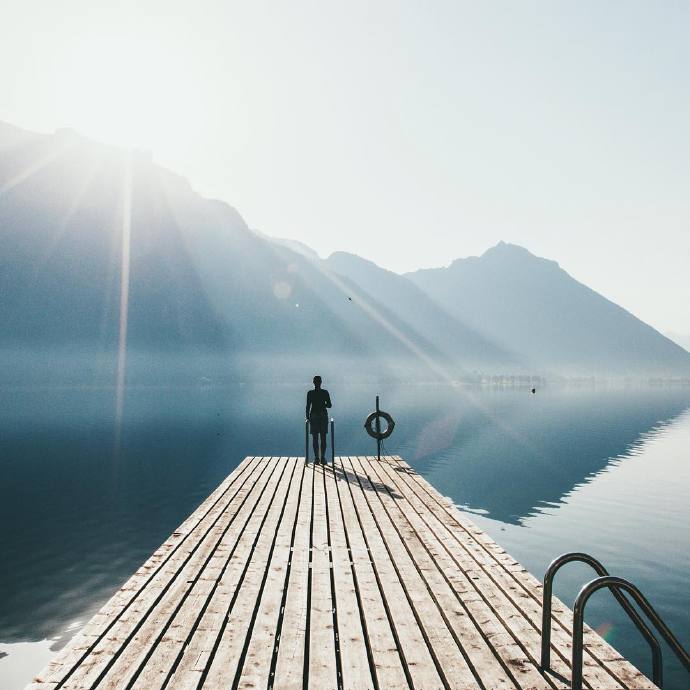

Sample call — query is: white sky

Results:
[2,1,689,336]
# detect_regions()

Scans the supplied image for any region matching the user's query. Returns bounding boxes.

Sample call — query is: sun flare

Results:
[54,20,208,149]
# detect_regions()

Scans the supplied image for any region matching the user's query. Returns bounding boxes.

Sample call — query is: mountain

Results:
[324,251,515,372]
[405,242,690,376]
[666,332,690,352]
[261,233,321,261]
[2,121,688,383]
[0,123,481,384]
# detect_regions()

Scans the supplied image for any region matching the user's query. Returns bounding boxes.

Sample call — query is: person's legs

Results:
[312,432,319,460]
[320,431,327,462]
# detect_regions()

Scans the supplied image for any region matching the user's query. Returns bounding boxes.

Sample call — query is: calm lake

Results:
[1,383,689,689]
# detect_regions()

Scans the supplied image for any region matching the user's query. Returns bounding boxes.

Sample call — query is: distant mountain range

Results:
[404,243,690,374]
[2,122,689,383]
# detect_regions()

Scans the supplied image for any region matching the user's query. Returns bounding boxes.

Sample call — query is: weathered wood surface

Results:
[28,456,657,690]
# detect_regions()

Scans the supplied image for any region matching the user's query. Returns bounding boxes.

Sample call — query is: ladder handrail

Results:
[540,552,662,685]
[572,575,690,690]
[304,419,310,462]
[330,417,335,462]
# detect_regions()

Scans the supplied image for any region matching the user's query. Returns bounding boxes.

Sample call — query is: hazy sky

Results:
[2,1,689,336]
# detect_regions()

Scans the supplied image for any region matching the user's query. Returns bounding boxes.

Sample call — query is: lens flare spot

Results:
[273,280,292,299]
[413,414,460,460]
[596,622,614,641]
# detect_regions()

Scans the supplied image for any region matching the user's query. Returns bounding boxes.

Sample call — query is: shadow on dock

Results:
[316,460,403,500]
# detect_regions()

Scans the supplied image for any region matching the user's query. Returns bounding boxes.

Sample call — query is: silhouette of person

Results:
[306,375,332,463]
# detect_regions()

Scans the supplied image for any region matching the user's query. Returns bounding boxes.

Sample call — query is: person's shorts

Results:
[309,414,329,435]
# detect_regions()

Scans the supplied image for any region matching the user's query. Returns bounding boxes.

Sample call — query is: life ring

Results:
[364,410,395,440]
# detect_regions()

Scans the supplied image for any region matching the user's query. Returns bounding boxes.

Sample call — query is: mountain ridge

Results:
[2,121,688,382]
[404,241,690,374]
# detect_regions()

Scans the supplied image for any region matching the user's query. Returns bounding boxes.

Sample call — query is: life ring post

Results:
[364,397,395,461]
[376,395,381,461]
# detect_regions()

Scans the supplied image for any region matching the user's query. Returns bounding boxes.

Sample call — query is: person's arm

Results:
[305,391,311,420]
[325,390,332,408]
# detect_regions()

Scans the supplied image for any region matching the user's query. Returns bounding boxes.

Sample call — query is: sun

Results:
[56,21,208,150]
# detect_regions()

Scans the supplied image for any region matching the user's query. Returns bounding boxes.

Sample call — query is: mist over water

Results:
[1,383,689,689]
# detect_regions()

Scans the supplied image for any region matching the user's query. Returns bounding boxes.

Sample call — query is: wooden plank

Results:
[28,456,259,689]
[445,525,657,690]
[70,456,279,690]
[387,456,652,690]
[123,457,286,689]
[369,454,559,690]
[392,454,657,690]
[272,459,315,689]
[347,456,480,689]
[235,458,307,689]
[51,456,272,690]
[200,458,301,687]
[26,455,657,690]
[307,462,339,689]
[137,455,285,689]
[381,455,595,688]
[331,459,409,689]
[359,455,537,690]
[169,457,296,689]
[323,462,375,690]
[338,456,445,689]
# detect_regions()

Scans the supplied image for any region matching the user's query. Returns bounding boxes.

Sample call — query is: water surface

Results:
[1,384,689,689]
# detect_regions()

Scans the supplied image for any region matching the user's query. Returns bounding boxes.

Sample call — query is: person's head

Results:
[313,375,322,389]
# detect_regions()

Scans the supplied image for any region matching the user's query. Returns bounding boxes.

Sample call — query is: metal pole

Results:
[573,576,690,690]
[541,552,662,682]
[305,419,309,463]
[330,418,335,463]
[375,395,381,461]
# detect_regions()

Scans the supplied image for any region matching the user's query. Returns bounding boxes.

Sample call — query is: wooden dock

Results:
[29,456,657,690]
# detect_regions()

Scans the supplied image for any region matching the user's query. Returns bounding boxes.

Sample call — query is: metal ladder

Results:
[540,552,690,689]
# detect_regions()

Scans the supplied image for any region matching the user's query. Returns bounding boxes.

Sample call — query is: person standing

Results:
[306,375,332,463]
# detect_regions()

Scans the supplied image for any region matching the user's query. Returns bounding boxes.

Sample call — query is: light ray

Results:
[114,150,133,443]
[32,150,103,278]
[302,254,532,449]
[0,141,73,196]
[319,264,456,380]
